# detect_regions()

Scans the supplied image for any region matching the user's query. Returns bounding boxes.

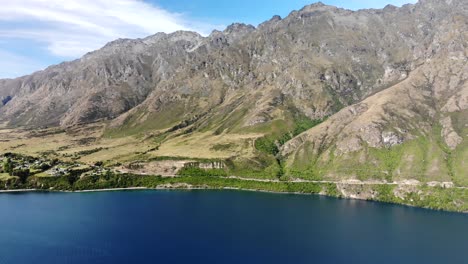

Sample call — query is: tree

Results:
[3,158,13,175]
[67,173,79,185]
[40,163,52,171]
[12,168,30,183]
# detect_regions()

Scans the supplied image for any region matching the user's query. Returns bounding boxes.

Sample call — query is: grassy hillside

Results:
[285,131,457,183]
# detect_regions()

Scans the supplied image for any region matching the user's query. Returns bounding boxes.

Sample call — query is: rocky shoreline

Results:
[1,181,466,214]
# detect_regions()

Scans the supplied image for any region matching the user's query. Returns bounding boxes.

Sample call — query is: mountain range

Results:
[0,0,466,187]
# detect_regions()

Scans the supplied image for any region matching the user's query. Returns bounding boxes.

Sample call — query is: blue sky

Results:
[0,0,416,79]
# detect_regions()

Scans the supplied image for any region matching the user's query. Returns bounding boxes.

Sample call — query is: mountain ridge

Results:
[0,0,466,190]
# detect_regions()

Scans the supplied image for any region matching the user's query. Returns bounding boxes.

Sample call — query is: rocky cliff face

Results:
[1,0,462,127]
[0,0,466,184]
[282,2,467,184]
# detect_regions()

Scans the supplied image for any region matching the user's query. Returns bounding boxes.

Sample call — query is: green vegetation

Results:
[286,128,460,183]
[212,107,249,135]
[177,167,227,177]
[255,137,279,155]
[249,115,325,180]
[254,117,324,156]
[11,168,30,183]
[104,103,187,138]
[1,171,465,212]
[225,155,282,179]
[292,117,324,137]
[374,185,396,203]
[285,141,324,181]
[148,156,224,163]
[1,144,466,213]
[76,148,104,156]
[452,131,468,186]
[2,157,13,174]
[0,173,14,181]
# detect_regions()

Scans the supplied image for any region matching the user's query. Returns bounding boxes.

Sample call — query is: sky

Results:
[0,0,417,79]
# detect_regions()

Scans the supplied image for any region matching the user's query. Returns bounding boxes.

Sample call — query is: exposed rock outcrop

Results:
[1,0,465,131]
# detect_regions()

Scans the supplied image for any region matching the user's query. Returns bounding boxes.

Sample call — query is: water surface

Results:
[0,190,466,264]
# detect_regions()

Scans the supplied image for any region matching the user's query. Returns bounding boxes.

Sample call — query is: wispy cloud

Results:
[0,49,47,78]
[0,0,220,58]
[0,0,418,78]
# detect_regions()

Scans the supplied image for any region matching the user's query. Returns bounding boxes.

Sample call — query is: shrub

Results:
[255,137,279,155]
[2,158,13,175]
[177,167,227,177]
[12,168,30,183]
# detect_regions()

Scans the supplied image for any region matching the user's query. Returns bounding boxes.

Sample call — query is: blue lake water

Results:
[0,190,466,264]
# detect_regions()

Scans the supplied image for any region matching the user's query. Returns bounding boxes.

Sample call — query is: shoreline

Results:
[0,189,40,193]
[0,187,150,193]
[1,186,466,214]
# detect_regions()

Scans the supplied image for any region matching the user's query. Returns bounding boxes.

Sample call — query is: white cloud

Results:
[0,0,221,58]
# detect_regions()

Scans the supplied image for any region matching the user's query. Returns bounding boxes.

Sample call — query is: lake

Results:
[0,190,466,264]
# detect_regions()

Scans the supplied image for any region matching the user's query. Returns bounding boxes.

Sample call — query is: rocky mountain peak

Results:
[166,30,203,42]
[270,15,282,21]
[224,23,255,34]
[299,1,336,13]
[258,15,282,29]
[142,32,167,45]
[0,0,466,136]
[305,2,326,8]
[383,4,398,11]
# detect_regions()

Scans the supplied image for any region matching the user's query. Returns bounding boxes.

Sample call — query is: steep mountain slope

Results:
[0,1,457,128]
[282,10,468,185]
[0,0,466,186]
